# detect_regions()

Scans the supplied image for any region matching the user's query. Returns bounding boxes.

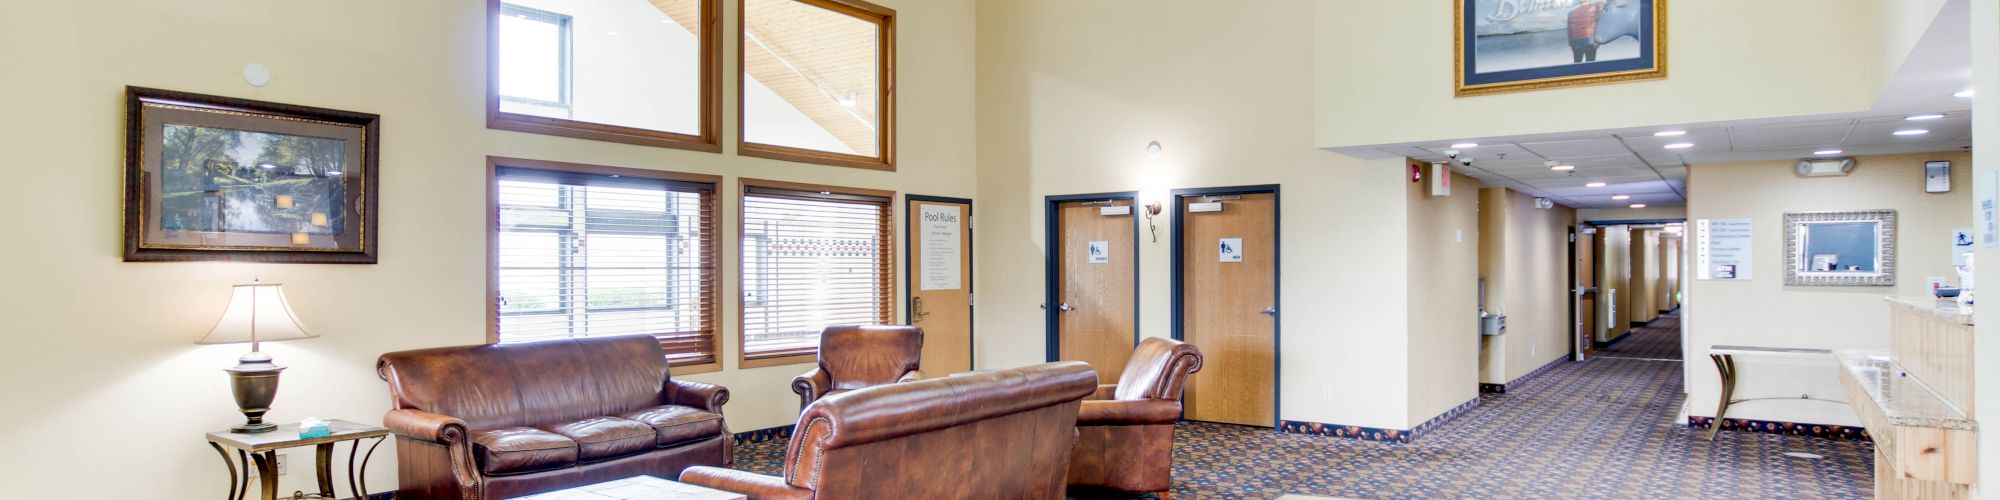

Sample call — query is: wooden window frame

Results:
[736,0,897,171]
[486,0,724,153]
[486,156,725,374]
[737,178,897,368]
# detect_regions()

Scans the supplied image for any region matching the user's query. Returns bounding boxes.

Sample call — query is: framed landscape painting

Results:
[124,87,380,263]
[1455,0,1666,97]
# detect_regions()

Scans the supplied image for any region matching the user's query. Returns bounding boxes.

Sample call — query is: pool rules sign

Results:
[919,205,963,291]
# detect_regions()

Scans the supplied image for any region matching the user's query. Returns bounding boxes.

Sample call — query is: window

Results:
[490,158,721,371]
[738,0,896,170]
[739,179,895,365]
[490,0,721,152]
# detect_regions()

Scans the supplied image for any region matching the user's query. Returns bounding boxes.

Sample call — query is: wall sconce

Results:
[1143,201,1163,242]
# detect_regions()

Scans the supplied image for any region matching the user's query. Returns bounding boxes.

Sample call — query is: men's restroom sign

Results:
[1219,238,1244,263]
[1088,241,1110,264]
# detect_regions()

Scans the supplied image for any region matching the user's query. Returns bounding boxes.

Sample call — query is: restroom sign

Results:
[1218,238,1244,263]
[1088,241,1110,264]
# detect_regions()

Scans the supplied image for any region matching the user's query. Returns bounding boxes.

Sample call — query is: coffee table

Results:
[515,476,746,500]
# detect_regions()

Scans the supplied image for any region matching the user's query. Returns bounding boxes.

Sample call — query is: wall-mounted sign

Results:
[1979,170,1998,248]
[1088,241,1109,264]
[1926,161,1952,193]
[1218,238,1243,263]
[918,205,962,291]
[1695,218,1752,280]
[1954,228,1974,267]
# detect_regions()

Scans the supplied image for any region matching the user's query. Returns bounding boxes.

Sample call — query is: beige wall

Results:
[1629,228,1658,326]
[974,0,1417,430]
[1406,169,1482,424]
[1597,225,1633,341]
[1477,188,1578,384]
[0,0,977,497]
[1476,189,1508,383]
[1971,0,2000,491]
[1314,0,1923,149]
[1687,152,1972,426]
[1579,205,1687,223]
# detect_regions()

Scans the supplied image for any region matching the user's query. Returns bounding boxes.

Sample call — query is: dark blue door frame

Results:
[1043,192,1142,364]
[1169,185,1281,429]
[904,194,974,369]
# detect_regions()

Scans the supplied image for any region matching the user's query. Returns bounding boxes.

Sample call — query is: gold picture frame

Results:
[1454,0,1668,97]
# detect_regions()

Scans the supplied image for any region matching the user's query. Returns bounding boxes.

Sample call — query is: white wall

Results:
[1969,0,2000,491]
[1686,152,1972,427]
[0,0,976,497]
[974,0,1419,430]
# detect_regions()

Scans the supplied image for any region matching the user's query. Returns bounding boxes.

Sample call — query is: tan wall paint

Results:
[1687,152,1972,426]
[1597,225,1633,341]
[1315,0,1923,149]
[1579,205,1686,223]
[0,0,977,496]
[1407,169,1482,425]
[1477,188,1578,384]
[1629,228,1658,326]
[973,0,1416,430]
[1477,189,1508,383]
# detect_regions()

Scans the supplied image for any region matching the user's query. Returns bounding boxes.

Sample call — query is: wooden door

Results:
[1576,227,1598,358]
[1055,199,1137,383]
[908,197,972,378]
[1180,192,1277,427]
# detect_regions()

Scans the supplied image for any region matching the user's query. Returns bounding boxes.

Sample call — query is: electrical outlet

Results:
[1321,385,1334,401]
[1531,345,1537,356]
[245,454,287,478]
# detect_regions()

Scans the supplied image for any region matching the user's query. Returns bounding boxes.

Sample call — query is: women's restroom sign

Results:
[1088,241,1110,264]
[1219,238,1244,262]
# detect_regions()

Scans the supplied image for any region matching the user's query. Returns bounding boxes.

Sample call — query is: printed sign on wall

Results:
[918,205,962,291]
[1980,170,1999,248]
[1218,238,1244,263]
[1954,228,1975,267]
[1088,241,1110,264]
[1695,219,1752,280]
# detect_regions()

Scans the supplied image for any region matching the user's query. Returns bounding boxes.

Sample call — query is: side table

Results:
[206,419,391,500]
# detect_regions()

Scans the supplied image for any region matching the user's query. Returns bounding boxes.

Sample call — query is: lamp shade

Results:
[196,282,316,345]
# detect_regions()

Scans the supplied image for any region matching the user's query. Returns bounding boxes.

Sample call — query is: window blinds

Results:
[740,186,893,359]
[495,167,717,366]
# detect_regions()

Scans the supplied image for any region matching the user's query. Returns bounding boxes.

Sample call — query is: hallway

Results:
[1598,312,1683,361]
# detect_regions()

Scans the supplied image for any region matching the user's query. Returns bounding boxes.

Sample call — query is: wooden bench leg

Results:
[1707,353,1735,441]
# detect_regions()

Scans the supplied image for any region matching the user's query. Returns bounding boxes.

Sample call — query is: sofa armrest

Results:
[791,367,830,410]
[383,408,469,444]
[666,379,730,414]
[1077,399,1182,426]
[897,370,921,383]
[681,466,814,500]
[1086,384,1119,401]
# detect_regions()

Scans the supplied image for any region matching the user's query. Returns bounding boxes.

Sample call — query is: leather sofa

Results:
[376,335,732,499]
[683,361,1098,499]
[1067,337,1204,499]
[790,325,924,411]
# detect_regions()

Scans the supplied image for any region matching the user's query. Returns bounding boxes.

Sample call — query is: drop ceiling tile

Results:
[1516,138,1631,158]
[1731,123,1854,150]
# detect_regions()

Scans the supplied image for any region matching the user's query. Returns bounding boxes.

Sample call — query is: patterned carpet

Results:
[1597,312,1682,360]
[731,316,1871,499]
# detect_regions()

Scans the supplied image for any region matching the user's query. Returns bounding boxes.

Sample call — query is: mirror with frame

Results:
[1783,210,1896,286]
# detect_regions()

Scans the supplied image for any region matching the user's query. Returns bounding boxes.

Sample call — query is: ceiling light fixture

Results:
[1611,195,1631,200]
[1551,165,1575,172]
[1630,204,1648,208]
[1664,143,1694,149]
[1894,129,1930,136]
[1906,114,1945,121]
[1814,149,1843,156]
[1586,182,1607,188]
[1653,131,1687,137]
[1450,143,1478,149]
[1956,89,1976,98]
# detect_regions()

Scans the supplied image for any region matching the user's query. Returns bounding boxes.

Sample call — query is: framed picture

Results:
[1455,0,1667,97]
[124,87,380,263]
[1926,160,1951,193]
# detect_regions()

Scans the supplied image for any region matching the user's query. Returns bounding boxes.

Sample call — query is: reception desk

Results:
[1835,297,1977,499]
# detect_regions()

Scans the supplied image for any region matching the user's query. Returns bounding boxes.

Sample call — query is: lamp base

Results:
[224,351,285,434]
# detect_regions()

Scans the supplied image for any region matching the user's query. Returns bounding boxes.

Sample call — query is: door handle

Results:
[912,296,929,320]
[1261,306,1277,317]
[1059,302,1075,313]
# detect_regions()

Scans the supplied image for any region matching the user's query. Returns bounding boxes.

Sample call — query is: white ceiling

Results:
[1328,0,1973,210]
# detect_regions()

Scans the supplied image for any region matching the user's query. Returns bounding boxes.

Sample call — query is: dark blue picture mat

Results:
[1462,0,1656,87]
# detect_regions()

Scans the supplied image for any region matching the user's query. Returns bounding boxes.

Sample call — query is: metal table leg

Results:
[315,443,335,498]
[237,449,253,500]
[210,442,240,500]
[250,451,280,500]
[349,435,386,500]
[1707,353,1736,440]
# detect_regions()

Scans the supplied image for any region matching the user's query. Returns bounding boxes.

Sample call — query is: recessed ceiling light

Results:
[1653,131,1687,137]
[1611,195,1631,200]
[1906,114,1945,121]
[608,32,621,36]
[1956,89,1976,98]
[1894,129,1929,136]
[1551,165,1575,171]
[1814,149,1843,156]
[1630,204,1648,208]
[1450,143,1478,149]
[1664,143,1694,149]
[1586,182,1607,188]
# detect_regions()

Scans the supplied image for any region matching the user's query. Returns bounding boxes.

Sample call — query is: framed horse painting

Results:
[1455,0,1667,97]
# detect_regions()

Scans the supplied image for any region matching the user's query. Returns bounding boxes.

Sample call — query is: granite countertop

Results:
[1835,349,1977,431]
[1884,296,1975,325]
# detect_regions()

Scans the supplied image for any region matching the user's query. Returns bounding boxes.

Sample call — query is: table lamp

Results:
[197,280,316,434]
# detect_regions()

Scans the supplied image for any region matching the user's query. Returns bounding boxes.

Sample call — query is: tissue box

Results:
[298,418,332,438]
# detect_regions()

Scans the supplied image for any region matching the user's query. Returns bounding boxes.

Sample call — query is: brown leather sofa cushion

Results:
[619,405,725,447]
[538,417,657,461]
[471,427,578,475]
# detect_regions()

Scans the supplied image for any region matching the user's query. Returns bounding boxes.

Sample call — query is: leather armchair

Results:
[790,325,924,411]
[684,362,1099,499]
[1067,337,1204,499]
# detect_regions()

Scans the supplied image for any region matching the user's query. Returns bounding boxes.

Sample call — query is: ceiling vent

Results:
[1796,158,1855,177]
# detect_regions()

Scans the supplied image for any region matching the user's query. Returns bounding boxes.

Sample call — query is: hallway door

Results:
[1048,195,1138,383]
[1576,226,1598,359]
[1177,189,1277,427]
[907,196,973,378]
